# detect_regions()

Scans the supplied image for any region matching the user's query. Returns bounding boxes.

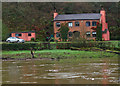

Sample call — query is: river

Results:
[2,58,119,84]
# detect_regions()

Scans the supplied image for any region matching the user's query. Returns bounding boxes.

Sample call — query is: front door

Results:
[73,31,80,38]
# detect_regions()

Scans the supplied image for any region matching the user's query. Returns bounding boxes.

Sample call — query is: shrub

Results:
[35,38,40,42]
[2,41,119,51]
[90,39,94,41]
[2,43,38,50]
[56,43,71,49]
[50,37,54,42]
[31,38,35,41]
[2,42,59,50]
[55,40,58,42]
[71,38,88,48]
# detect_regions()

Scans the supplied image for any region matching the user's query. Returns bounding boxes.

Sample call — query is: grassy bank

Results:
[2,50,118,59]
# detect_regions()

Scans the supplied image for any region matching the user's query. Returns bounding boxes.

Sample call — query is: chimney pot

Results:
[54,10,58,19]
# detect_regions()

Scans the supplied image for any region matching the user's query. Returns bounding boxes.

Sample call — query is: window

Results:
[56,32,60,37]
[19,34,22,36]
[68,22,73,27]
[86,21,90,27]
[28,33,31,36]
[12,37,16,39]
[92,21,96,26]
[69,32,73,37]
[56,22,60,27]
[86,32,91,37]
[75,22,79,26]
[10,37,14,39]
[92,31,96,37]
[15,34,19,36]
[15,33,22,36]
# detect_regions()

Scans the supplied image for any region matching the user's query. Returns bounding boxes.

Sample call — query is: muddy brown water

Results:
[2,58,119,84]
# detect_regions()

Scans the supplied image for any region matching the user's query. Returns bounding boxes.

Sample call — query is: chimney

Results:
[100,8,106,23]
[100,8,110,41]
[54,10,58,19]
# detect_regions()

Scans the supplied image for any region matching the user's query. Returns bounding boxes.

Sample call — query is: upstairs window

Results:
[92,31,96,37]
[68,22,73,27]
[86,32,91,37]
[75,22,79,27]
[69,32,73,37]
[92,21,96,26]
[86,21,90,27]
[56,32,60,37]
[28,33,31,36]
[56,22,60,27]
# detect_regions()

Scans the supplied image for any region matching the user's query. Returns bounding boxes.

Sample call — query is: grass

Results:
[2,50,118,59]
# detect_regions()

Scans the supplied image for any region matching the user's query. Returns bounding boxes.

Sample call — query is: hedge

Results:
[2,43,38,50]
[56,43,71,49]
[2,41,120,51]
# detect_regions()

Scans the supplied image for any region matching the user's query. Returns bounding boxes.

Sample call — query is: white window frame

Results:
[86,32,91,37]
[92,31,96,37]
[68,22,73,27]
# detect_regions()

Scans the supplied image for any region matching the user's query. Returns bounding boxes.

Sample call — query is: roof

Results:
[11,31,35,33]
[54,13,101,21]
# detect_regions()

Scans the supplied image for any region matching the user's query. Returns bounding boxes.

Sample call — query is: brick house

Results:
[53,8,110,41]
[11,31,36,41]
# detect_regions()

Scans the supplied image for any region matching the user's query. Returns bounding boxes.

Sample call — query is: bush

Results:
[56,43,71,49]
[2,43,38,50]
[96,42,119,50]
[2,43,58,50]
[50,37,54,42]
[2,41,119,51]
[35,38,40,42]
[71,38,88,48]
[31,38,35,41]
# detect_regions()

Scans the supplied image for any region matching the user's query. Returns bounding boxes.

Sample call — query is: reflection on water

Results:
[2,58,119,84]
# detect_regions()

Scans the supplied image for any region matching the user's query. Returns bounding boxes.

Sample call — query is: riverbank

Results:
[2,49,118,61]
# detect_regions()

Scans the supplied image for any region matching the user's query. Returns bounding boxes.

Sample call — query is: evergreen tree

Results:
[96,23,102,41]
[58,23,69,41]
[2,22,10,41]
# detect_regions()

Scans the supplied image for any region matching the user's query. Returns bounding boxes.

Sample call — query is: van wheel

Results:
[17,40,20,43]
[8,40,10,43]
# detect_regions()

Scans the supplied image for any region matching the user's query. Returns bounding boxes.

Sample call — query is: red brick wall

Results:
[27,33,36,41]
[54,20,100,41]
[11,32,36,41]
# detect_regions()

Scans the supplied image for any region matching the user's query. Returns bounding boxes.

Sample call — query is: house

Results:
[53,8,110,41]
[11,31,36,41]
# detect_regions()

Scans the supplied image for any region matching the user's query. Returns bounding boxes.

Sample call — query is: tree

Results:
[91,22,102,41]
[58,23,69,41]
[2,2,119,41]
[96,24,102,41]
[2,22,10,41]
